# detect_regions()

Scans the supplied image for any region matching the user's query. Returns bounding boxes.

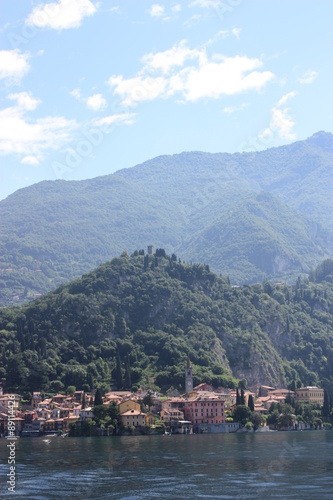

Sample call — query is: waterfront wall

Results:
[196,422,241,433]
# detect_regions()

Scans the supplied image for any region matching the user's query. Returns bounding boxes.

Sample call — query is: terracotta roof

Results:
[269,389,294,395]
[121,410,144,416]
[254,406,267,412]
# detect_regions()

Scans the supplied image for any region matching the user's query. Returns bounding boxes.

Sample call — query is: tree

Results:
[107,401,120,430]
[124,357,131,389]
[94,388,103,406]
[278,403,295,429]
[285,392,294,406]
[288,379,296,392]
[251,412,263,431]
[278,412,294,429]
[245,421,253,431]
[267,409,280,427]
[116,352,123,390]
[233,405,251,425]
[323,389,330,418]
[143,393,154,411]
[248,394,254,412]
[236,388,240,406]
[303,405,315,425]
[238,378,247,391]
[240,388,245,405]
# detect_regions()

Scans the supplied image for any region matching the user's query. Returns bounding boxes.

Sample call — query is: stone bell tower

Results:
[185,354,193,396]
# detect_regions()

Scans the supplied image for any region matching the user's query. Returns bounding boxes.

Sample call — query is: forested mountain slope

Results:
[0,132,332,306]
[1,253,333,398]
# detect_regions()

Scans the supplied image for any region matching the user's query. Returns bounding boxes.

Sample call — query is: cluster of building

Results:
[0,357,325,437]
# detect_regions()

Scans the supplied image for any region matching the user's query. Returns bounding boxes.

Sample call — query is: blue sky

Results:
[0,0,332,200]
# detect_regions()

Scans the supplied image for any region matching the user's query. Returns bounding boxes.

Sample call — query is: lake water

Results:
[1,431,333,499]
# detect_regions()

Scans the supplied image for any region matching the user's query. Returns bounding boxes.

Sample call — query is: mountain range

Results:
[0,131,332,307]
[1,253,333,394]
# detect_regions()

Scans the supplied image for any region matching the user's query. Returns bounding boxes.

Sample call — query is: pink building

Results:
[184,396,225,426]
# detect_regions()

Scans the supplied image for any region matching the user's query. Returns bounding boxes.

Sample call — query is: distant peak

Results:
[307,131,333,150]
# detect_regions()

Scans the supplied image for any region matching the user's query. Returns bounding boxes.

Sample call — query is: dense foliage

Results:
[1,253,333,402]
[1,132,333,306]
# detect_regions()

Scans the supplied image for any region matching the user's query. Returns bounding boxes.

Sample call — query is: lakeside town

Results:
[0,356,330,437]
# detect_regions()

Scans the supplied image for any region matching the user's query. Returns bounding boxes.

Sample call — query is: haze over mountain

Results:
[0,131,332,307]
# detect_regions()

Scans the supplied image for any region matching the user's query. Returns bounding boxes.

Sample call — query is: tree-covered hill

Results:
[0,132,332,306]
[1,252,333,399]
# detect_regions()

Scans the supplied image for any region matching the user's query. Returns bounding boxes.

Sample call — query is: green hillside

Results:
[1,253,333,399]
[0,132,332,306]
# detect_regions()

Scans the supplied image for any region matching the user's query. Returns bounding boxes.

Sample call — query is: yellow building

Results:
[44,419,56,432]
[118,400,141,414]
[145,413,154,426]
[160,409,184,421]
[295,386,324,405]
[63,416,79,431]
[120,410,146,428]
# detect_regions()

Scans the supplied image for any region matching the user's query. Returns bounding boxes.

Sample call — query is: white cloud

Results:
[86,93,107,111]
[181,57,273,101]
[298,69,318,85]
[223,103,248,114]
[108,75,167,106]
[108,41,274,106]
[8,92,41,111]
[0,94,77,161]
[150,4,165,17]
[26,0,97,30]
[21,155,40,165]
[190,0,221,7]
[269,108,296,140]
[70,88,108,110]
[93,113,135,127]
[183,14,202,27]
[204,29,241,46]
[0,49,30,82]
[277,91,297,107]
[223,106,235,114]
[260,92,296,141]
[70,87,82,100]
[232,28,241,39]
[172,4,181,13]
[142,41,203,74]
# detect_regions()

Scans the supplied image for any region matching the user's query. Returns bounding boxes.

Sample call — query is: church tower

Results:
[185,354,193,396]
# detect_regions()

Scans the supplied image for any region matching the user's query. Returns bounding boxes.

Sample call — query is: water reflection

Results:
[0,431,333,499]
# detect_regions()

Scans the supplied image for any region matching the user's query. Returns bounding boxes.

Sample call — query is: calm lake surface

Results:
[1,431,333,499]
